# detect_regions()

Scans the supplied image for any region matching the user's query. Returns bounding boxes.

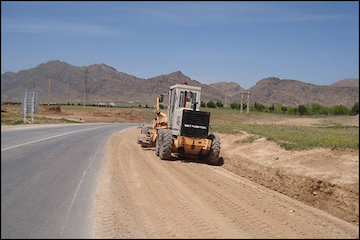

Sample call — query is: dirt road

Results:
[94,128,358,238]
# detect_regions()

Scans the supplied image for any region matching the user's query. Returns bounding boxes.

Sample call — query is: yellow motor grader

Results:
[138,83,220,165]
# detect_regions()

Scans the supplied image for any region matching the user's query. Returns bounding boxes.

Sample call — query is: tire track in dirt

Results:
[94,128,359,239]
[121,137,233,238]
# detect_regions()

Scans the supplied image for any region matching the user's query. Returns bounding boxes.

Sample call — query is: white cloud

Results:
[112,3,354,26]
[3,20,117,37]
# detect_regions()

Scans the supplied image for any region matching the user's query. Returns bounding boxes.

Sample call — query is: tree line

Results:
[201,100,359,116]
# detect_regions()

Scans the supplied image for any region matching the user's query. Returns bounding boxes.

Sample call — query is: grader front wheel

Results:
[155,129,163,156]
[159,129,173,160]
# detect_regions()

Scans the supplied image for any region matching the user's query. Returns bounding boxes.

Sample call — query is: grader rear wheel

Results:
[159,129,173,160]
[207,134,220,165]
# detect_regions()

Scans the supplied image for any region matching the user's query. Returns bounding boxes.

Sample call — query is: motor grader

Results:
[138,83,221,165]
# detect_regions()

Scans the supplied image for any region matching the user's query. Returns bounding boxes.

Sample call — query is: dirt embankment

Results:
[94,128,358,239]
[219,132,359,224]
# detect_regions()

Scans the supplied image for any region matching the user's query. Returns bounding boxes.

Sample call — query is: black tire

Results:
[141,126,149,135]
[155,129,163,156]
[207,134,220,165]
[159,129,173,160]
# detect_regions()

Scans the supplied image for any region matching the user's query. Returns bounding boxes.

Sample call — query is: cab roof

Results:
[170,84,201,92]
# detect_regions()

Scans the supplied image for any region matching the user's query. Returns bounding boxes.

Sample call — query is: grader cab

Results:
[138,83,220,165]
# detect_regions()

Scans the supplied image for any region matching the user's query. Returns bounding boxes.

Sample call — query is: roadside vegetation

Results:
[202,107,359,150]
[203,100,359,116]
[1,104,83,125]
[213,122,358,150]
[2,102,358,150]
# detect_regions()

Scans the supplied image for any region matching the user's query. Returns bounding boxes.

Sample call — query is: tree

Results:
[230,103,238,109]
[332,105,349,115]
[207,101,216,108]
[216,101,224,108]
[311,103,321,114]
[298,105,307,115]
[351,102,359,115]
[254,102,265,112]
[269,104,275,112]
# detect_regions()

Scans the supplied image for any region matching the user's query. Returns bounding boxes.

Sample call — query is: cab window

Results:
[179,91,196,108]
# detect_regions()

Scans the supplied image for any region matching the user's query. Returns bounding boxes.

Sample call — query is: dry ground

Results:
[94,128,358,238]
[220,131,359,224]
[1,104,154,125]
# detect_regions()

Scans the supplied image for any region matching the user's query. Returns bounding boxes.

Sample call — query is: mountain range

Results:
[1,60,358,108]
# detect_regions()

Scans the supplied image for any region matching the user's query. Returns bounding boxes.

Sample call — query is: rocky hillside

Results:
[331,78,359,88]
[1,60,230,105]
[1,60,358,108]
[249,77,358,107]
[210,82,246,104]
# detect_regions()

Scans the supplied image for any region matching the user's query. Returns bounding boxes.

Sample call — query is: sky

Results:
[1,1,359,89]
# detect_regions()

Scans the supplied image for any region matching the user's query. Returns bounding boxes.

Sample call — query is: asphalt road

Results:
[1,123,139,239]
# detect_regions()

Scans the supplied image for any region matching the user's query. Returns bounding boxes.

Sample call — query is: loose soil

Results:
[94,128,358,238]
[219,131,359,224]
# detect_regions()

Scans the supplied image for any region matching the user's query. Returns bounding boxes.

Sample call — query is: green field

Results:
[202,107,359,150]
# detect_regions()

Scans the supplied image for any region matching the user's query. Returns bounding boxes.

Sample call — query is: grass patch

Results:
[318,125,359,129]
[213,122,359,150]
[58,118,82,123]
[1,119,24,125]
[234,135,259,144]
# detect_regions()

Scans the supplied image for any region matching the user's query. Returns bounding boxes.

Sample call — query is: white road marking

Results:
[58,126,137,236]
[59,142,102,236]
[1,125,110,151]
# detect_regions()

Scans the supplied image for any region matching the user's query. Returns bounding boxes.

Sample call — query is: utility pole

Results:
[31,90,35,123]
[84,69,88,106]
[23,90,27,124]
[247,91,251,114]
[47,76,51,105]
[240,92,243,113]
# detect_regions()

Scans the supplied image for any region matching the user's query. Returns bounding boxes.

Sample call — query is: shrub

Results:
[311,103,321,114]
[230,103,238,109]
[200,101,206,107]
[207,101,216,108]
[318,106,329,115]
[332,105,349,115]
[269,105,275,112]
[216,101,224,108]
[272,104,282,114]
[351,102,359,115]
[254,102,265,112]
[281,106,287,113]
[298,105,307,115]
